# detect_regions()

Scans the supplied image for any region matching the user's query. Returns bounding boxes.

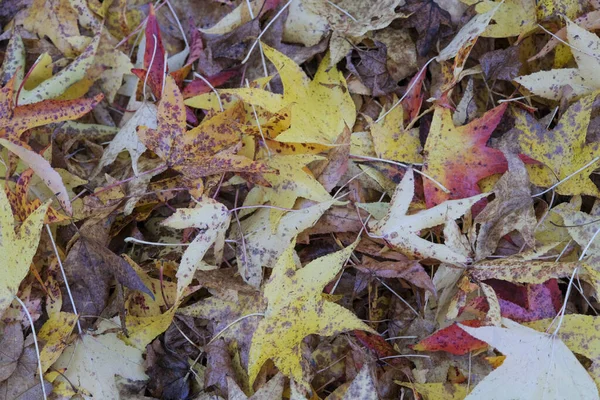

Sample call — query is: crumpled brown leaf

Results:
[0,334,52,400]
[346,42,398,96]
[475,151,537,259]
[62,220,152,326]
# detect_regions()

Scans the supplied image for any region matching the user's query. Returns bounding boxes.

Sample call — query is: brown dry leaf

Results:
[356,255,436,294]
[475,151,537,259]
[0,335,51,399]
[0,323,23,381]
[62,225,152,323]
[305,0,406,65]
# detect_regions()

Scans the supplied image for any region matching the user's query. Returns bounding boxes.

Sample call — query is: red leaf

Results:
[403,69,426,122]
[491,279,562,323]
[423,104,508,209]
[353,330,405,366]
[136,4,166,98]
[182,70,238,99]
[411,320,488,355]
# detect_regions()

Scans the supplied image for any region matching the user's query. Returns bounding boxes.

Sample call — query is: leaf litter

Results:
[3,0,600,399]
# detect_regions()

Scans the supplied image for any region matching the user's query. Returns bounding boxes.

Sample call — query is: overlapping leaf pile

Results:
[2,0,600,399]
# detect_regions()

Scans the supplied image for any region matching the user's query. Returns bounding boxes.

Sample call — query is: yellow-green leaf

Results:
[0,188,49,315]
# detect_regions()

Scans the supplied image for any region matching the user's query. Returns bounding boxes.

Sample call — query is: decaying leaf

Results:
[161,197,231,298]
[52,320,148,399]
[513,92,600,196]
[475,151,537,258]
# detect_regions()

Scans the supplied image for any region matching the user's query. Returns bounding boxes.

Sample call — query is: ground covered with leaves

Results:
[2,0,600,399]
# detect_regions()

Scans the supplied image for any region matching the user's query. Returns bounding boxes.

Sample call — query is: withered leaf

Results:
[63,235,152,324]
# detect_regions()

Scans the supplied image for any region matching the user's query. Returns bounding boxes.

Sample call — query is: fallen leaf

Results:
[161,197,231,298]
[22,0,83,57]
[52,320,148,399]
[512,92,600,196]
[0,74,102,143]
[0,140,74,215]
[231,199,335,287]
[459,318,599,399]
[397,382,468,400]
[186,44,356,145]
[525,315,600,389]
[138,75,269,180]
[461,0,537,38]
[0,188,48,315]
[514,20,600,101]
[0,323,23,381]
[38,312,77,372]
[474,151,537,258]
[227,372,284,400]
[369,168,487,263]
[368,100,423,164]
[248,240,376,390]
[0,334,52,399]
[422,104,508,208]
[412,320,488,355]
[436,2,500,61]
[305,0,405,65]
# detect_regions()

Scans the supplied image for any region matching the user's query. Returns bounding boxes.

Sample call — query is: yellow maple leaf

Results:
[248,240,376,389]
[185,43,356,145]
[526,315,600,390]
[461,0,537,38]
[367,101,423,164]
[0,188,49,314]
[513,92,600,196]
[38,312,78,372]
[514,21,600,100]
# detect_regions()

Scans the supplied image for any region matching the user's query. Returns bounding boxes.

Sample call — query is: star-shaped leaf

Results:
[248,240,376,390]
[513,92,600,196]
[0,187,49,314]
[423,103,507,207]
[369,168,488,264]
[138,76,270,180]
[514,21,600,100]
[186,44,356,145]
